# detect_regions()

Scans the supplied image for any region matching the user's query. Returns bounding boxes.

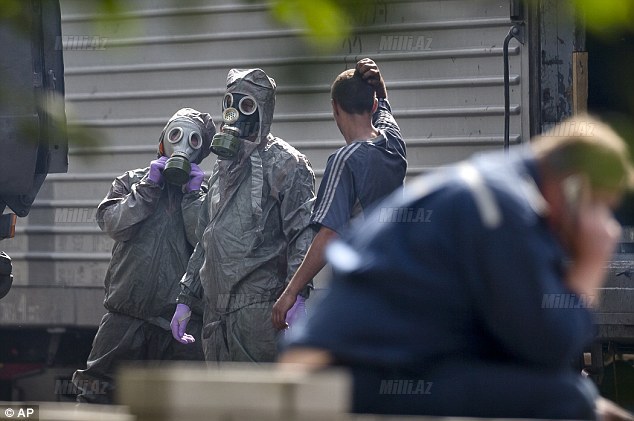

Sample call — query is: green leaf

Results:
[575,0,634,36]
[271,0,352,52]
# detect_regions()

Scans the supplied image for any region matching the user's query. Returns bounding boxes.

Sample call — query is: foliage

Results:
[268,0,375,52]
[573,0,634,37]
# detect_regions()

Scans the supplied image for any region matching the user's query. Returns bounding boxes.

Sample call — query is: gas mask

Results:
[210,93,259,160]
[161,119,204,185]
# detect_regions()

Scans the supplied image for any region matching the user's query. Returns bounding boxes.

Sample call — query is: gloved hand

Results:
[170,303,195,344]
[184,163,205,193]
[148,156,168,185]
[285,295,306,329]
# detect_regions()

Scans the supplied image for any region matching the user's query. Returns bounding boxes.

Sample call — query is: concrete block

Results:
[117,362,351,421]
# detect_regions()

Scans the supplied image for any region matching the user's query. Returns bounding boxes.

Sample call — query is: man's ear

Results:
[371,98,378,114]
[332,99,340,117]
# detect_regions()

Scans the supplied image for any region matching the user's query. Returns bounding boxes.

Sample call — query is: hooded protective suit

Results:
[73,108,215,403]
[176,69,316,362]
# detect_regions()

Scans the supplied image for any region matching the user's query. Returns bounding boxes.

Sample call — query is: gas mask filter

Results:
[162,119,204,185]
[211,93,259,160]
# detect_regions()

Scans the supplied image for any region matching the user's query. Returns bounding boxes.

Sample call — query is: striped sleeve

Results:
[373,98,406,159]
[311,143,363,233]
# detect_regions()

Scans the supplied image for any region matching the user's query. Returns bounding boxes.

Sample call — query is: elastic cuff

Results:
[176,293,196,308]
[298,285,312,299]
[184,186,202,194]
[141,176,165,190]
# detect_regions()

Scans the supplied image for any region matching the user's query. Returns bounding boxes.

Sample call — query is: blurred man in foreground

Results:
[281,115,634,420]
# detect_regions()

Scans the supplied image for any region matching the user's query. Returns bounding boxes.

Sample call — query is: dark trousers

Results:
[349,360,598,419]
[202,301,279,363]
[73,312,204,404]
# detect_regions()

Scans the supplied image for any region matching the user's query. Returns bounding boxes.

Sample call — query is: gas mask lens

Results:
[189,132,202,149]
[162,120,203,185]
[168,127,183,143]
[211,92,259,159]
[238,96,257,115]
[222,93,258,115]
[223,93,233,110]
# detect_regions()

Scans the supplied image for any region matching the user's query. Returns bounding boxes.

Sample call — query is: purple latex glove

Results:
[148,156,168,185]
[170,303,195,344]
[285,295,306,329]
[184,163,204,193]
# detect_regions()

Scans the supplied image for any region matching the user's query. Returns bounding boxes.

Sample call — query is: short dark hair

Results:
[331,69,374,114]
[533,114,634,193]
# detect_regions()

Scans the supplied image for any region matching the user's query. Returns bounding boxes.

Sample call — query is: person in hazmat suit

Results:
[73,108,216,403]
[170,69,316,362]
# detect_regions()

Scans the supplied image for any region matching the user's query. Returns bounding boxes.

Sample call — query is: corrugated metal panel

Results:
[0,0,529,326]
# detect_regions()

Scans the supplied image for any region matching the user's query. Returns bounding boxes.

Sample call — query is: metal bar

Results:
[66,76,522,102]
[503,24,525,152]
[69,105,523,127]
[65,47,520,75]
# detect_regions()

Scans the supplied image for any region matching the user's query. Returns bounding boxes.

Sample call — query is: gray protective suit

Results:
[73,108,215,403]
[177,69,316,362]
